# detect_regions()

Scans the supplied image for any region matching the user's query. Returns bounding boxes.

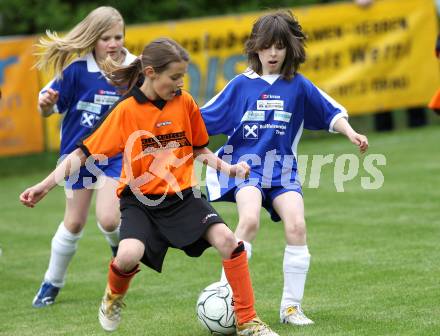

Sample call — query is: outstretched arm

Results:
[19,148,87,207]
[333,118,369,153]
[193,147,250,179]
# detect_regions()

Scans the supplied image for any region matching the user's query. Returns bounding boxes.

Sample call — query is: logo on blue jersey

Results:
[80,112,100,128]
[241,110,265,122]
[94,94,119,105]
[261,94,281,99]
[257,100,284,111]
[243,124,258,139]
[77,101,101,114]
[274,111,292,123]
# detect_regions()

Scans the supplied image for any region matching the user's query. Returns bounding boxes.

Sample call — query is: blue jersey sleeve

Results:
[303,77,347,131]
[41,64,77,114]
[200,77,242,136]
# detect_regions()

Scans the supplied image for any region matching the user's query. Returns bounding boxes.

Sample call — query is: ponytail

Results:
[100,57,143,93]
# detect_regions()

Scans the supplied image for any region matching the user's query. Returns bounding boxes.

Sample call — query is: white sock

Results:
[44,222,83,288]
[97,221,120,248]
[220,240,252,282]
[280,245,310,312]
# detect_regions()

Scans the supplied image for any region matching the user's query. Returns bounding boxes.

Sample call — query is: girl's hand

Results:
[38,88,59,115]
[229,161,250,179]
[348,132,369,153]
[19,183,49,208]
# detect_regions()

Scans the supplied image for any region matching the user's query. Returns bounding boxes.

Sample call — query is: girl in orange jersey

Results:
[20,38,279,336]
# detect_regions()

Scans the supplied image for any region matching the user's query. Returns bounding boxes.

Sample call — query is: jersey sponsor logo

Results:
[256,99,284,111]
[241,110,265,122]
[98,89,117,95]
[77,101,101,114]
[141,131,191,153]
[80,112,100,128]
[274,111,292,122]
[243,123,259,139]
[156,121,172,128]
[94,94,119,105]
[259,123,287,130]
[261,94,281,99]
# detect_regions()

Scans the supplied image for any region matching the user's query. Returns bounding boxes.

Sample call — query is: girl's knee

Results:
[115,252,140,272]
[285,218,306,239]
[97,216,119,231]
[63,220,86,234]
[223,231,238,250]
[115,241,144,271]
[213,229,238,258]
[238,214,260,234]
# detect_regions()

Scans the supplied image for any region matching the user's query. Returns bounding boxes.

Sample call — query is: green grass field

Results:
[0,125,439,335]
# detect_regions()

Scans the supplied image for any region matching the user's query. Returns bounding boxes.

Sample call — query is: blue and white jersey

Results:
[40,49,136,156]
[201,69,348,201]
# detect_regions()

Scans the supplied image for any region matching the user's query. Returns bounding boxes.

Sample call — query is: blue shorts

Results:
[65,154,122,190]
[217,178,302,222]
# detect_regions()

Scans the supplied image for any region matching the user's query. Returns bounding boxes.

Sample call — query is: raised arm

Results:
[19,148,87,207]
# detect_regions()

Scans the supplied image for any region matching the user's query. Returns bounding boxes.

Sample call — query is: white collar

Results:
[242,68,260,79]
[86,48,136,73]
[242,68,281,84]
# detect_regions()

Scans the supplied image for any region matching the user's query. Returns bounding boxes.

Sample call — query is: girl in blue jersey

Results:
[201,10,368,326]
[32,6,136,308]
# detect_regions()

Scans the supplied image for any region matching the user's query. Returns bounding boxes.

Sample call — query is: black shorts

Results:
[119,188,225,272]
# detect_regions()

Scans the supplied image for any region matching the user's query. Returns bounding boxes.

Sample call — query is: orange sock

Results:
[108,260,139,295]
[223,250,257,325]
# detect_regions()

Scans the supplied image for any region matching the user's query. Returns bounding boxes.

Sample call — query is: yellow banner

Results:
[0,37,43,156]
[298,0,440,114]
[124,0,439,115]
[43,0,440,150]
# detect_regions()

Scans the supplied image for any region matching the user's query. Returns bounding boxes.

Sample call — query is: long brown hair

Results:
[101,37,189,93]
[245,10,306,80]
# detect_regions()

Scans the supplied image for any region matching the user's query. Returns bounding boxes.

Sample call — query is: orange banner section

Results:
[0,36,43,156]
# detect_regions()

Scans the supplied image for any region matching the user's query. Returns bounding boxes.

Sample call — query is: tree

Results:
[0,0,320,36]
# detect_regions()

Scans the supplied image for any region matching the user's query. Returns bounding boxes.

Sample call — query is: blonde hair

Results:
[35,6,124,77]
[101,37,189,93]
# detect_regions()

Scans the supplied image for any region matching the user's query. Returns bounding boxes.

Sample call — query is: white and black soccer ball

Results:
[196,281,236,335]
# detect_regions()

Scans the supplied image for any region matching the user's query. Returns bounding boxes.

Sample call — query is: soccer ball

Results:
[196,281,236,335]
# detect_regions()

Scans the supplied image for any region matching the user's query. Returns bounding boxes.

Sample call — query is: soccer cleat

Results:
[280,305,314,326]
[98,285,125,332]
[32,281,61,308]
[236,317,280,336]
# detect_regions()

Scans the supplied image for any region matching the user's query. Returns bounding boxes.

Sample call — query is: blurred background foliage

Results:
[0,0,334,36]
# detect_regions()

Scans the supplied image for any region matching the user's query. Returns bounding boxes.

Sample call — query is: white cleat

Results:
[280,305,314,326]
[236,317,280,336]
[98,286,125,332]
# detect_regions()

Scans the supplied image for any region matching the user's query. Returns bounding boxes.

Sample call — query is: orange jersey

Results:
[79,87,209,196]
